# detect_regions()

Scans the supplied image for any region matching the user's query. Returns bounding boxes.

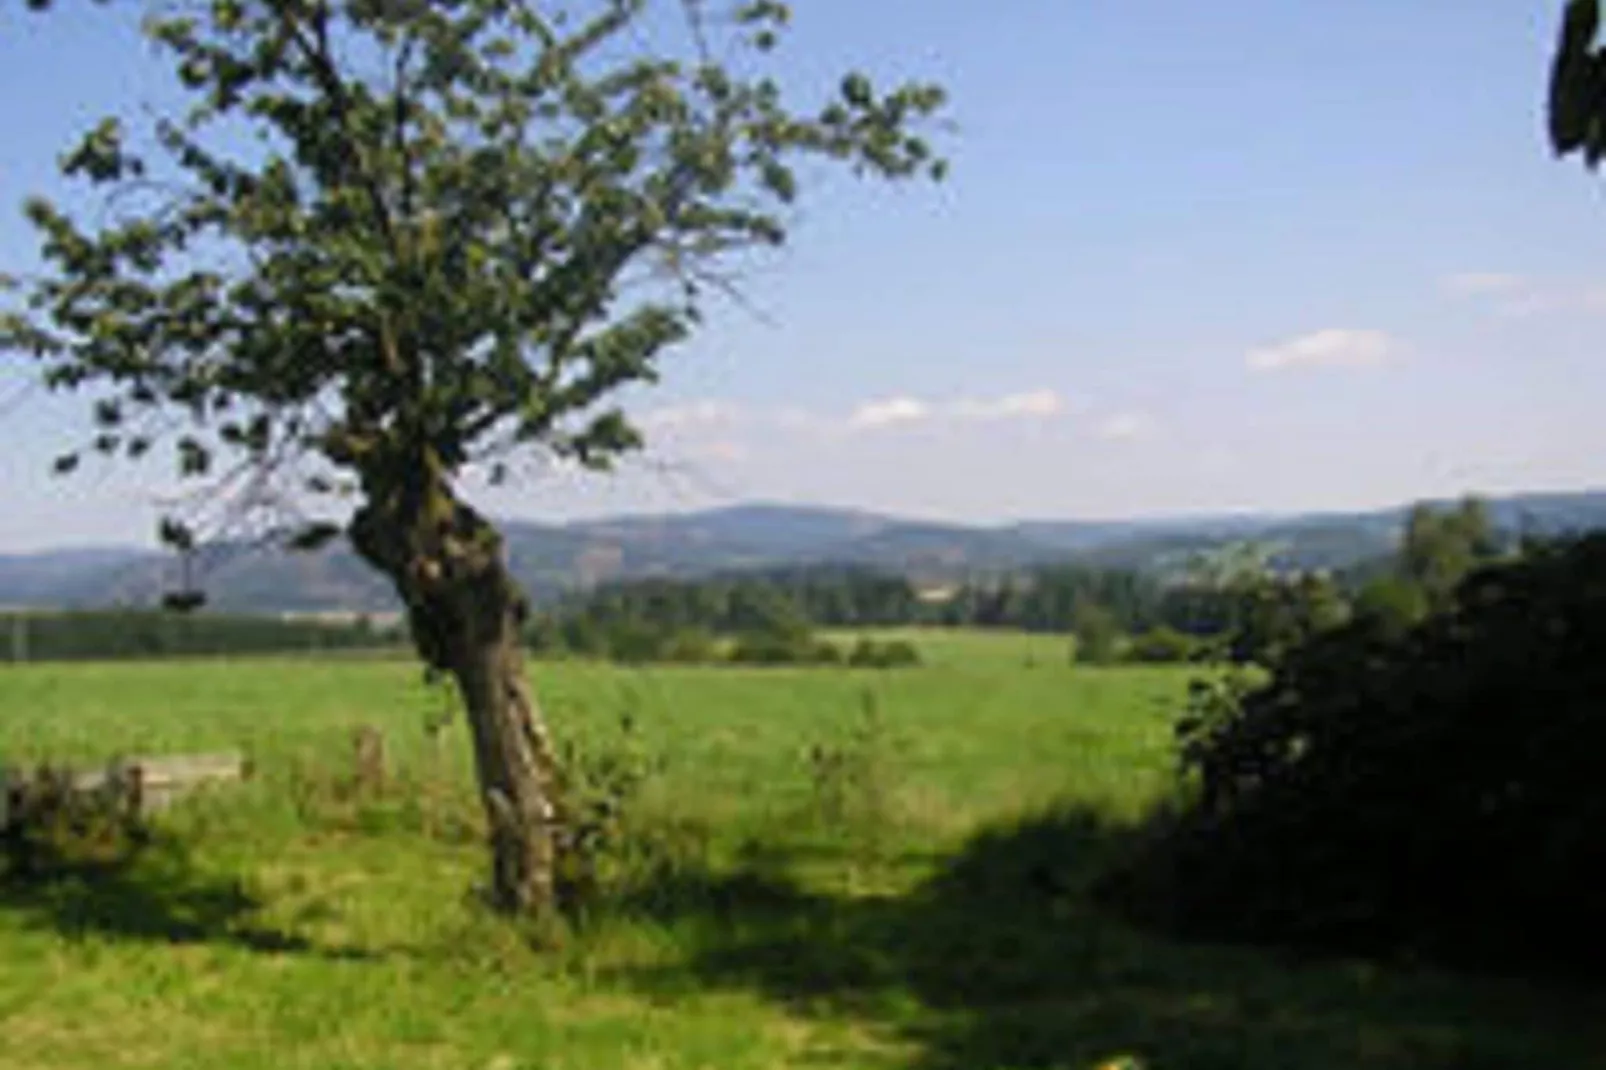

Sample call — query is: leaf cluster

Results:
[4,0,946,549]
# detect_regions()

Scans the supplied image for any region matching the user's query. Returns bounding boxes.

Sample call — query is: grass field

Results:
[1,630,1602,1070]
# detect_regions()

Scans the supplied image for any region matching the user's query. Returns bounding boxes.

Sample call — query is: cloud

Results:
[850,389,1067,431]
[1246,329,1395,372]
[642,389,1069,440]
[951,389,1066,421]
[849,396,932,429]
[1093,411,1158,441]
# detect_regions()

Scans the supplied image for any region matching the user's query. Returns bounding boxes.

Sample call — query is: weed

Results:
[804,689,900,856]
[1,760,151,880]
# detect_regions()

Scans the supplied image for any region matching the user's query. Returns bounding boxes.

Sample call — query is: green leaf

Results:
[158,518,196,552]
[842,72,873,108]
[177,437,211,476]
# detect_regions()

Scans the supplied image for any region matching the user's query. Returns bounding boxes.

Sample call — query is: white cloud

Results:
[1246,329,1396,372]
[850,389,1066,431]
[952,389,1066,421]
[849,396,932,429]
[642,389,1069,440]
[1093,411,1158,441]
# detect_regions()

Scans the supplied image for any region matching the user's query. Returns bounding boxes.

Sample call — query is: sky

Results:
[4,2,1606,551]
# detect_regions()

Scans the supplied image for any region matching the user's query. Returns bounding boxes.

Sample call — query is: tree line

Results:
[527,496,1508,668]
[0,610,399,663]
[0,497,1505,668]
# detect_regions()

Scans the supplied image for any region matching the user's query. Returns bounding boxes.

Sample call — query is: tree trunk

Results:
[447,578,566,916]
[350,478,567,918]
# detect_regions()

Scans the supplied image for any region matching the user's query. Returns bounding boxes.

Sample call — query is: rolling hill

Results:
[3,490,1605,613]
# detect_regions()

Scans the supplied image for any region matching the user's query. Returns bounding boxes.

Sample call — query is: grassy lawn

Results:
[1,635,1602,1069]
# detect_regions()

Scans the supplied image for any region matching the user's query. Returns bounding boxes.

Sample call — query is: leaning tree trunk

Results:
[442,561,566,916]
[351,474,567,918]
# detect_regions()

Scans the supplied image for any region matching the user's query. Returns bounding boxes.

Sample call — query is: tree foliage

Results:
[4,0,945,566]
[1550,0,1606,165]
[1398,497,1499,613]
[1220,573,1348,667]
[1108,534,1606,977]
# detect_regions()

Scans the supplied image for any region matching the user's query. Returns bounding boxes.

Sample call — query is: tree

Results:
[1125,625,1199,665]
[1,0,945,918]
[1399,498,1498,613]
[1224,573,1348,667]
[1112,534,1606,977]
[1071,600,1120,666]
[1351,574,1429,637]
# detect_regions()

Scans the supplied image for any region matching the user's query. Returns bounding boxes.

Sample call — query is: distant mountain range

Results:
[4,490,1605,614]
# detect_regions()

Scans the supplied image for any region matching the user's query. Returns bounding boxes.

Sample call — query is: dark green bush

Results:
[846,637,923,669]
[1104,534,1606,978]
[1124,626,1201,664]
[728,632,813,665]
[810,640,845,665]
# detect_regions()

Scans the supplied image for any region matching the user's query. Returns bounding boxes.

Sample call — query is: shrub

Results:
[803,690,899,850]
[1104,534,1606,978]
[728,632,843,666]
[846,637,923,669]
[551,710,708,913]
[810,640,845,665]
[1,761,151,881]
[728,632,805,665]
[1124,626,1200,664]
[1071,602,1121,665]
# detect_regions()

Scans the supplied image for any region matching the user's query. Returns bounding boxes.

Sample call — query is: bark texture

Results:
[350,468,566,916]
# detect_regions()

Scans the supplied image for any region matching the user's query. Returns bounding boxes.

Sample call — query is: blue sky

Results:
[3,1,1605,550]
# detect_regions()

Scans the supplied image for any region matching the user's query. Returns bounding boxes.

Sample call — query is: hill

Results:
[3,490,1605,613]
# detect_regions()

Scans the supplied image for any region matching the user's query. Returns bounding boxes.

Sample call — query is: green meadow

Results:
[1,631,1601,1070]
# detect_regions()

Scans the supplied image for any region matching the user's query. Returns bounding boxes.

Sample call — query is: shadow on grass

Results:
[605,806,1606,1070]
[0,838,376,961]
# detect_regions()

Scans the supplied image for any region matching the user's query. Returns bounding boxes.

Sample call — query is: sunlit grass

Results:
[1,635,1601,1070]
